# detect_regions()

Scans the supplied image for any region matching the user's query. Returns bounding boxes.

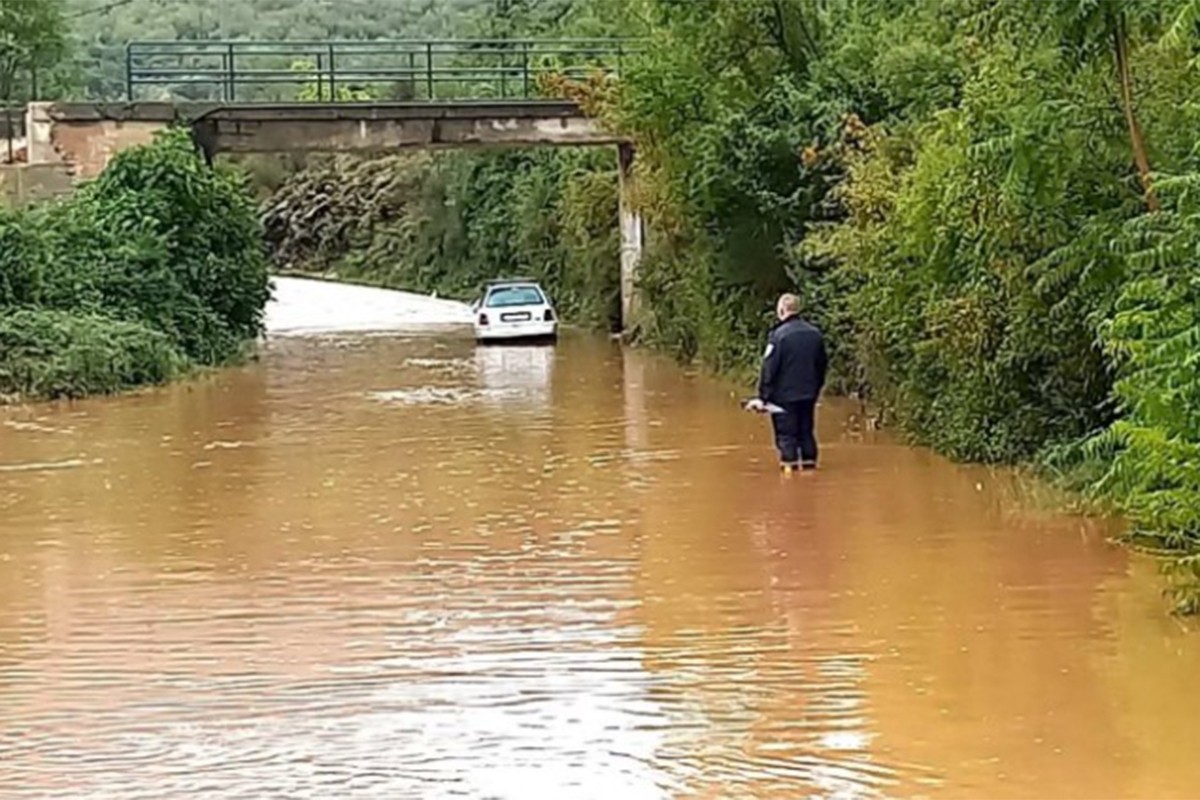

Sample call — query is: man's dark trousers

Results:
[771,399,818,467]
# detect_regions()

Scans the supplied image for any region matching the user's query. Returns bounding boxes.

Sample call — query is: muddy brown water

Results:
[1,333,1198,799]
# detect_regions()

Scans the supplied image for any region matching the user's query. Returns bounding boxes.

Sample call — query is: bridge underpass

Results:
[22,39,644,328]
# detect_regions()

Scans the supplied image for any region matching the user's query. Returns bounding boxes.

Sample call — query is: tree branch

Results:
[1112,10,1160,212]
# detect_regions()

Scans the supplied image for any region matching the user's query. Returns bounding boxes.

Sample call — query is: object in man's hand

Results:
[739,398,787,417]
[743,398,785,414]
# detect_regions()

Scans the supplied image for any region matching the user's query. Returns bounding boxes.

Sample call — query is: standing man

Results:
[753,293,828,473]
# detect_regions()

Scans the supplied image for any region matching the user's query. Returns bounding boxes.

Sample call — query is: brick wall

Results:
[44,120,167,179]
[26,103,169,179]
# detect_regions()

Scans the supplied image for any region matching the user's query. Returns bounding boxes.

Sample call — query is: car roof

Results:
[485,278,541,287]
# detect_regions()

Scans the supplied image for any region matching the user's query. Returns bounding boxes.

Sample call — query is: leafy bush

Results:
[804,104,1125,462]
[1083,183,1200,611]
[0,309,183,399]
[78,128,271,359]
[0,127,270,400]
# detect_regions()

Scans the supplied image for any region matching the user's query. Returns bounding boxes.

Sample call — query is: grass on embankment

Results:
[0,128,270,403]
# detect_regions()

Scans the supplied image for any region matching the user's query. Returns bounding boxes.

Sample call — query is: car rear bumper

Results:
[475,321,557,341]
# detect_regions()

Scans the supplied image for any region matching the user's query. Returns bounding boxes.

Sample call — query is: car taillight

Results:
[478,313,489,326]
[544,309,555,322]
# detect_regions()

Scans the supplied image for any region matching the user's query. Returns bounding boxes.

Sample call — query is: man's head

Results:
[776,293,800,321]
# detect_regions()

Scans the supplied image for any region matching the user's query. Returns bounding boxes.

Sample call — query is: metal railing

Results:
[125,39,636,103]
[1,106,25,139]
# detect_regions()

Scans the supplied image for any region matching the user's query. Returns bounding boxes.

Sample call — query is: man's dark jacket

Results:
[758,315,828,404]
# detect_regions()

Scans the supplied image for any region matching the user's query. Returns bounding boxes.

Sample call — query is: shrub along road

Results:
[0,129,270,402]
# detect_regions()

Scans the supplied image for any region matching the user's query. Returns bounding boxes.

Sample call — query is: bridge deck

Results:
[34,100,625,160]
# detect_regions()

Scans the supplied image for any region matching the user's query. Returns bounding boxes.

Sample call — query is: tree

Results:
[0,0,67,162]
[1037,0,1162,210]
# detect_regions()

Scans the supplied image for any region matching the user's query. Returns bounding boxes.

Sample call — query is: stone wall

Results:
[0,164,75,208]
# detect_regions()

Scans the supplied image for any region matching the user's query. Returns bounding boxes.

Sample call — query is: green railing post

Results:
[328,44,337,101]
[316,52,325,101]
[522,42,530,98]
[227,43,236,101]
[426,42,434,100]
[500,48,507,99]
[122,38,635,103]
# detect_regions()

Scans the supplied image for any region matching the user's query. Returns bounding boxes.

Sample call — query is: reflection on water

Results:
[1,334,1198,799]
[474,343,555,408]
[366,344,553,410]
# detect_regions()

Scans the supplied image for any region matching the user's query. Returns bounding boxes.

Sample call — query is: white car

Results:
[472,279,558,343]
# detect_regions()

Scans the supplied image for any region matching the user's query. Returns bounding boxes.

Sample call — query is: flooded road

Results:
[2,286,1199,798]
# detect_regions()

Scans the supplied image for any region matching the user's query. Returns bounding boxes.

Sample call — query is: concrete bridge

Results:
[26,100,624,172]
[20,39,644,325]
[24,98,642,328]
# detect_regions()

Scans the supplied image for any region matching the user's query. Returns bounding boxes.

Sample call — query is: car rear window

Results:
[486,286,545,308]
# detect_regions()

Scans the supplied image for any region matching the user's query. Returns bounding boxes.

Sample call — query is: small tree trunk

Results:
[3,104,13,164]
[1113,11,1160,212]
[1,65,14,164]
[2,71,11,163]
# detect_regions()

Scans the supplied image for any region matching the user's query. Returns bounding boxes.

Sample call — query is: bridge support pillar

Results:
[617,142,643,333]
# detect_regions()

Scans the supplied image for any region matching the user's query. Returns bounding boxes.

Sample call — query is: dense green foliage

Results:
[1085,181,1200,612]
[0,0,66,97]
[0,309,181,399]
[0,128,270,399]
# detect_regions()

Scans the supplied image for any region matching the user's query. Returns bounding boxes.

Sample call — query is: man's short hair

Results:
[777,293,800,315]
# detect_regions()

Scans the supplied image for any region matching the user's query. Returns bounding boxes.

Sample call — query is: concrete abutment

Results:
[617,142,644,332]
